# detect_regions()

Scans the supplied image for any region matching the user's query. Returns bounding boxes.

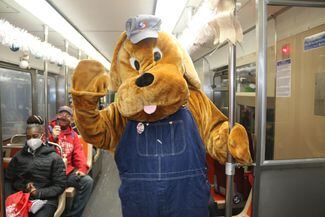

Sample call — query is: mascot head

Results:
[109,15,201,122]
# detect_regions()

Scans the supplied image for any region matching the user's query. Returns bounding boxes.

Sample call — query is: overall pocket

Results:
[136,120,187,157]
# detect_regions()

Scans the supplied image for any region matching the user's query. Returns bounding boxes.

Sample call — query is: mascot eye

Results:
[130,57,140,71]
[153,47,162,61]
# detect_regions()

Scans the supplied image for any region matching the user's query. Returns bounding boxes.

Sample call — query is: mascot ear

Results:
[109,32,127,91]
[180,45,201,90]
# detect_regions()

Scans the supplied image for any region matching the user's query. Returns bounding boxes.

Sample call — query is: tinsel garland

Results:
[0,19,79,69]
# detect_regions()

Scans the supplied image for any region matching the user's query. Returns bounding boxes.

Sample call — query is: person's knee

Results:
[81,175,93,189]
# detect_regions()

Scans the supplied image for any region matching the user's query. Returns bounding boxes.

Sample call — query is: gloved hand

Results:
[71,60,109,96]
[228,123,252,165]
[207,122,252,165]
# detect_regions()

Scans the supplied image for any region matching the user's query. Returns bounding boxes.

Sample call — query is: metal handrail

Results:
[9,134,26,145]
[48,141,63,157]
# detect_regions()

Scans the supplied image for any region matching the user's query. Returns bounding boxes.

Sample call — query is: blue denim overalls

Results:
[115,107,210,217]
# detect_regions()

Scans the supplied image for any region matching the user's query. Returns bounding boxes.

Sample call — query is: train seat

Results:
[2,157,11,169]
[207,155,226,209]
[10,134,26,145]
[207,154,252,213]
[78,135,103,183]
[78,136,93,170]
[2,134,28,169]
[54,191,66,217]
[210,188,226,209]
[233,173,253,217]
[2,134,26,159]
[207,128,254,214]
[48,141,76,214]
[233,190,252,217]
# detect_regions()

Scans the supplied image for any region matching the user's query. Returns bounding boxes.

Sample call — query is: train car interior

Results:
[0,0,325,217]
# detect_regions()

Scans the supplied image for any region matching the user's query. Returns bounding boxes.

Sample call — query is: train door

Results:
[253,1,325,217]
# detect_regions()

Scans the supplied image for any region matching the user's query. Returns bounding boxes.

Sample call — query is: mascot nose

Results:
[135,73,154,87]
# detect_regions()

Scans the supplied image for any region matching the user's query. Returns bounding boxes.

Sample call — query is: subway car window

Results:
[266,6,325,160]
[37,74,57,120]
[211,65,229,116]
[0,68,32,140]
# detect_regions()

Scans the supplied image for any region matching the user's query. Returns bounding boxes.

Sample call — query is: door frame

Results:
[253,0,325,216]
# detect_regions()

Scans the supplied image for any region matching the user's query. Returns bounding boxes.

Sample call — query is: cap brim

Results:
[130,30,158,44]
[58,109,72,116]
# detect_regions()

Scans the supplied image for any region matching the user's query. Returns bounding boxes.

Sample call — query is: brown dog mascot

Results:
[71,15,252,217]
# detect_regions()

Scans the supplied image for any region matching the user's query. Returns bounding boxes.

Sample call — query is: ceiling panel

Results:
[1,0,156,62]
[0,0,18,13]
[82,31,123,60]
[49,0,156,61]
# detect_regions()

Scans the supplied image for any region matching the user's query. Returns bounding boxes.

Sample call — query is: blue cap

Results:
[126,15,161,44]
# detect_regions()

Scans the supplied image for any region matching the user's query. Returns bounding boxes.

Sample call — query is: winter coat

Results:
[5,144,66,203]
[49,120,89,175]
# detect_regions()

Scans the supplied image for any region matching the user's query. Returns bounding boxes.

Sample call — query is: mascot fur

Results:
[71,15,252,217]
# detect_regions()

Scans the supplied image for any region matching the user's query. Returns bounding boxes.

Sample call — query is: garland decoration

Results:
[0,19,79,69]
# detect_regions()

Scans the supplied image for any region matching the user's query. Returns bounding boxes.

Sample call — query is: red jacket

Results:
[49,120,89,175]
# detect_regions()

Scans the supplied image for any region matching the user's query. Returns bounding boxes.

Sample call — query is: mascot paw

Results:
[228,124,252,165]
[71,60,109,96]
[208,121,229,164]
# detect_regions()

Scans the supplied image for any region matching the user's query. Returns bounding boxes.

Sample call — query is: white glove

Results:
[30,200,47,214]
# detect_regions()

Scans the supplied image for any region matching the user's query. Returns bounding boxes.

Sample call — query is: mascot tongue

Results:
[144,105,157,114]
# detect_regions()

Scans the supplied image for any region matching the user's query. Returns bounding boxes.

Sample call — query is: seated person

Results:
[49,106,93,217]
[5,115,66,217]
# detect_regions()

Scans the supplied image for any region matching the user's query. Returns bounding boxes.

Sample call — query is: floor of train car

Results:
[82,151,122,217]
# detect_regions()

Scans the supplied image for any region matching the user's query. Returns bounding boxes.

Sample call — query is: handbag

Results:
[5,191,32,217]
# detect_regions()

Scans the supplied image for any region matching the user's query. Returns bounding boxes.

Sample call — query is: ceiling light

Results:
[14,0,110,69]
[178,1,216,50]
[155,0,188,33]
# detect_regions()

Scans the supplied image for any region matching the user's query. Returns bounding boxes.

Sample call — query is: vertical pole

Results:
[253,0,267,216]
[64,40,69,105]
[31,70,38,115]
[0,77,6,217]
[225,43,236,217]
[225,1,237,216]
[43,25,49,139]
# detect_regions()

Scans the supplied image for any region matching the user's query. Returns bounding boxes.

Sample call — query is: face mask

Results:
[27,138,43,151]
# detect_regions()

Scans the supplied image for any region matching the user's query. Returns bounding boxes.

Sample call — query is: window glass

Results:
[37,74,57,121]
[211,66,229,116]
[56,75,67,108]
[266,6,325,160]
[0,68,32,140]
